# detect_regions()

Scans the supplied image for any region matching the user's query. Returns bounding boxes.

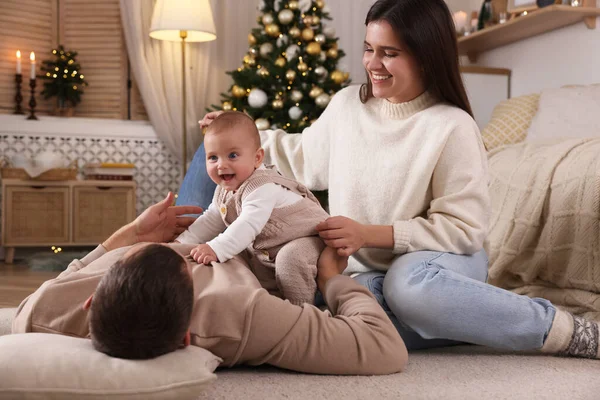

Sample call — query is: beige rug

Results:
[1,308,598,399]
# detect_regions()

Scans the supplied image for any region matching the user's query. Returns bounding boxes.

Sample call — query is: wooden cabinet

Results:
[1,179,136,263]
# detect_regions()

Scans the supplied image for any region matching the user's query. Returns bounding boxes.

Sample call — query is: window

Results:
[0,0,147,120]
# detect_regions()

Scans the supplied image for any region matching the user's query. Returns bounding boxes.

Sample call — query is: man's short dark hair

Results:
[90,244,194,359]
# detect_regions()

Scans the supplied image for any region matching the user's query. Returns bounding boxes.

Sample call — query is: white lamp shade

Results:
[149,0,217,42]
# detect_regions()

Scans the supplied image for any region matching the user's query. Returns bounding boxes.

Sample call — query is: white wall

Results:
[447,0,600,96]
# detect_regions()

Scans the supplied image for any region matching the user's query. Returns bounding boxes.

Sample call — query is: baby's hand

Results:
[190,244,218,265]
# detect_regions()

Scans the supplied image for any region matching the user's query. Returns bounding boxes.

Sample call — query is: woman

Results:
[184,0,598,358]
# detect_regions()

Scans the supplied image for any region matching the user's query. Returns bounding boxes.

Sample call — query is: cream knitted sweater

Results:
[260,85,490,274]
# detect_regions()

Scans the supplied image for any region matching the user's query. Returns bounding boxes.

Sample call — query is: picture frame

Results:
[506,0,538,13]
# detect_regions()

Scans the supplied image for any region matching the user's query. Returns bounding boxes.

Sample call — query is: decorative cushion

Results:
[481,93,540,150]
[0,333,221,400]
[526,84,600,142]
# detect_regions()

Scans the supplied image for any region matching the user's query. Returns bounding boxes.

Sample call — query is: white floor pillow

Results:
[0,333,221,400]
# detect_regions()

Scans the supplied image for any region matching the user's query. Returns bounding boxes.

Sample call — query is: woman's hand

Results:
[103,192,202,251]
[190,244,218,265]
[316,216,366,256]
[199,111,224,130]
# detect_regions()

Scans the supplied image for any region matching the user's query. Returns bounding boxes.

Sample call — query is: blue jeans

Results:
[176,142,217,212]
[354,250,557,351]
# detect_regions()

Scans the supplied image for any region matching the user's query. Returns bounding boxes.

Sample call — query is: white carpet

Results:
[1,307,598,399]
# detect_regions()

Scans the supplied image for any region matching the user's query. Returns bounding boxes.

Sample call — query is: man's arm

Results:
[239,247,407,375]
[241,275,407,375]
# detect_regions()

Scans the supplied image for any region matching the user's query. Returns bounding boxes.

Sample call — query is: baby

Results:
[175,111,329,305]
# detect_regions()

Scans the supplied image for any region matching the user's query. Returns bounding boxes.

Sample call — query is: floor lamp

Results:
[149,0,217,177]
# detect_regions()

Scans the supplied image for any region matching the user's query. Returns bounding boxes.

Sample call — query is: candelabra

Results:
[26,78,38,120]
[14,74,24,115]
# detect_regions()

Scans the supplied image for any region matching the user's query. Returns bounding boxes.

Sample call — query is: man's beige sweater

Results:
[12,243,407,375]
[259,85,491,274]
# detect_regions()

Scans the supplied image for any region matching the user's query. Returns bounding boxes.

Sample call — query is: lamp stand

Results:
[180,30,188,177]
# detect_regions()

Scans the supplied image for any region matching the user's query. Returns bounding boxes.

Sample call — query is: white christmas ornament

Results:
[290,90,303,102]
[315,93,330,108]
[323,4,331,13]
[285,44,300,62]
[319,51,326,62]
[315,34,326,43]
[248,88,268,108]
[255,118,270,130]
[288,106,303,120]
[260,42,273,57]
[298,0,312,13]
[262,13,274,25]
[270,124,279,130]
[257,0,265,11]
[276,34,289,48]
[274,1,281,12]
[278,9,294,25]
[314,66,327,77]
[323,25,336,38]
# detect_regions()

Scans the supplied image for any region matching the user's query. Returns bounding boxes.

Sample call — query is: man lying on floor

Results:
[12,192,407,375]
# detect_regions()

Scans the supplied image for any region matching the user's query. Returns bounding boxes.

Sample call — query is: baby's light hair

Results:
[206,111,261,150]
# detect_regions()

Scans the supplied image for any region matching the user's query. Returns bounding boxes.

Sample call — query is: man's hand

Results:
[190,244,218,265]
[135,192,202,243]
[199,111,224,130]
[316,246,349,294]
[316,216,366,256]
[103,192,202,251]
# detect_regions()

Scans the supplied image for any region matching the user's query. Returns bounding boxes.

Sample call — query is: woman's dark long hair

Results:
[360,0,473,118]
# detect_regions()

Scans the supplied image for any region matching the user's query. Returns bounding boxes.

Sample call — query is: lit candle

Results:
[30,51,36,80]
[16,50,22,74]
[453,11,468,34]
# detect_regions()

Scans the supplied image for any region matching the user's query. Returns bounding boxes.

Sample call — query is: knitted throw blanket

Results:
[487,138,600,321]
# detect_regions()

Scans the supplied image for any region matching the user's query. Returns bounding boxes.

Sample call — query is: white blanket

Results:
[487,138,600,321]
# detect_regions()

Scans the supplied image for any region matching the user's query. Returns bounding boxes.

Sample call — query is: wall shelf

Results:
[458,5,600,62]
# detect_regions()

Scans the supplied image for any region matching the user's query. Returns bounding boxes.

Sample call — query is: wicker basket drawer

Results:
[3,186,70,245]
[72,186,136,244]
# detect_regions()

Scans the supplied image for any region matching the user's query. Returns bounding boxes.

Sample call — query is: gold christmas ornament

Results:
[297,62,308,72]
[289,26,301,38]
[248,33,257,45]
[303,16,313,25]
[255,118,270,131]
[243,54,255,64]
[312,16,320,25]
[306,42,321,55]
[257,67,270,77]
[301,28,314,41]
[249,47,258,56]
[275,57,286,67]
[272,99,284,109]
[222,101,232,111]
[326,48,338,59]
[330,70,346,84]
[288,0,298,10]
[265,23,281,37]
[315,34,326,43]
[309,86,324,98]
[232,85,246,98]
[343,72,350,81]
[285,69,297,81]
[316,0,325,8]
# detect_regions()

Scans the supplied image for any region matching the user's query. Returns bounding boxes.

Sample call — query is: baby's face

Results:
[204,129,262,191]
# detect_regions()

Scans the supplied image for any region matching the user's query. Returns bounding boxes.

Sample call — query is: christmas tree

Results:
[41,45,88,109]
[211,0,350,132]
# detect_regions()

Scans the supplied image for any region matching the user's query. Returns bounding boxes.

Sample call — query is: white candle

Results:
[16,50,22,74]
[29,51,36,80]
[453,11,468,34]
